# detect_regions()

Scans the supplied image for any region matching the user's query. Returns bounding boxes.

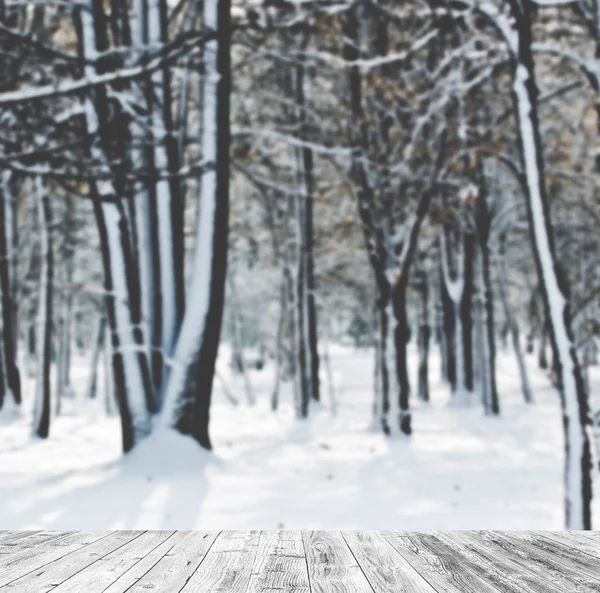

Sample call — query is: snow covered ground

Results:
[1,344,598,530]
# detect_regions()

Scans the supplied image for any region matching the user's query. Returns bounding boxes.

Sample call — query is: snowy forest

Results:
[0,0,599,532]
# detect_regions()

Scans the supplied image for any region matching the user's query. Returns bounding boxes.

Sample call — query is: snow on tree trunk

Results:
[160,0,231,450]
[32,178,52,439]
[77,1,152,452]
[147,0,184,392]
[441,228,470,405]
[509,0,592,529]
[296,56,320,404]
[0,171,20,411]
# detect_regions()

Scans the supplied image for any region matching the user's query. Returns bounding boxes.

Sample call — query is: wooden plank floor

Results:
[0,531,598,592]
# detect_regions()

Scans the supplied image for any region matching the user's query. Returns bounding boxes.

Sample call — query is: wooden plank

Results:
[0,531,71,558]
[102,532,189,593]
[382,532,503,593]
[48,531,176,593]
[303,531,374,593]
[0,531,43,546]
[425,532,561,593]
[534,531,600,560]
[495,531,600,582]
[342,531,436,593]
[459,531,600,592]
[246,531,310,593]
[1,531,143,591]
[180,530,260,592]
[0,532,109,587]
[126,531,219,593]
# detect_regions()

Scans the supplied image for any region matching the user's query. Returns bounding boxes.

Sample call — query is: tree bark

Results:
[32,178,52,439]
[509,0,592,529]
[0,171,21,411]
[160,0,231,450]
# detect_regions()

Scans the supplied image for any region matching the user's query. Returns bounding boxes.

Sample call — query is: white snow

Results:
[160,0,220,426]
[0,344,596,530]
[514,61,590,528]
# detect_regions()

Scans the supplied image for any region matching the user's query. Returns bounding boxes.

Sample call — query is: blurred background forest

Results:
[0,0,599,531]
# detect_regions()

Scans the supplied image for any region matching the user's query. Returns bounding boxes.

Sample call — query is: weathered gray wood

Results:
[0,531,71,558]
[303,531,374,593]
[343,531,436,593]
[0,531,109,587]
[1,531,143,591]
[49,531,176,593]
[126,531,219,593]
[0,531,43,546]
[533,530,600,560]
[181,530,261,592]
[0,530,595,591]
[496,531,600,582]
[428,531,562,593]
[102,532,189,593]
[461,531,600,592]
[382,532,503,593]
[247,531,310,593]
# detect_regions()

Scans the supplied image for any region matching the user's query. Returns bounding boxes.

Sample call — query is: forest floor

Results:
[1,344,598,530]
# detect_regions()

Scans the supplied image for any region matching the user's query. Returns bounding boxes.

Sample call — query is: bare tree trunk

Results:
[416,269,430,402]
[498,234,533,404]
[0,171,21,411]
[473,167,499,415]
[509,0,592,529]
[32,178,52,439]
[85,316,107,400]
[77,0,153,452]
[160,0,231,450]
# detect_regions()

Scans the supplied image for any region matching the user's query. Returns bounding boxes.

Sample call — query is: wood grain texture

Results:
[0,531,110,587]
[343,531,436,593]
[0,532,43,545]
[382,532,503,593]
[537,530,600,559]
[0,531,71,559]
[497,531,600,582]
[247,531,310,593]
[126,531,219,593]
[461,531,600,592]
[428,531,561,593]
[0,530,595,592]
[180,530,261,592]
[102,532,189,593]
[0,531,142,592]
[49,531,176,593]
[303,530,374,593]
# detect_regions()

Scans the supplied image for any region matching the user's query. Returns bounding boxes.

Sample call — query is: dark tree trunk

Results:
[296,57,320,404]
[417,270,430,402]
[509,0,592,529]
[462,232,475,391]
[0,173,21,410]
[33,180,52,439]
[473,167,499,415]
[86,316,107,400]
[392,281,411,434]
[163,0,232,450]
[440,259,456,388]
[539,318,549,370]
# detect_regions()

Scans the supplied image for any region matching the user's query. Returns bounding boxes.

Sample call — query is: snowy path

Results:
[0,346,597,530]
